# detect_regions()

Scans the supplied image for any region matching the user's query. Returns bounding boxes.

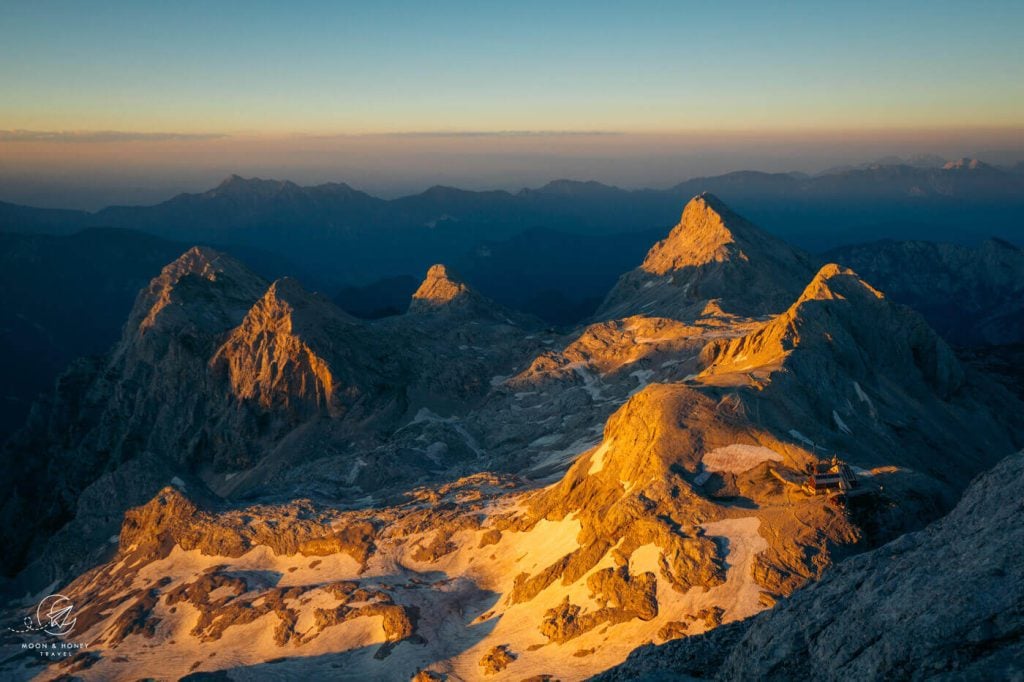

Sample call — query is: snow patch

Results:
[571,365,604,400]
[703,444,783,474]
[587,440,613,475]
[789,429,815,448]
[833,410,852,435]
[700,517,769,621]
[530,434,562,447]
[628,369,655,396]
[853,381,877,418]
[413,407,451,424]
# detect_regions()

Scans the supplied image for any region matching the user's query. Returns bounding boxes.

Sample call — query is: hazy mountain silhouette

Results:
[1,161,1021,291]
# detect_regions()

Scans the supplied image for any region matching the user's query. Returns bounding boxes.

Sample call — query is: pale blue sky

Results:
[2,0,1022,133]
[2,0,1023,207]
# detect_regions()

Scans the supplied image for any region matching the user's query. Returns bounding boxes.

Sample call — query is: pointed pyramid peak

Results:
[597,194,814,321]
[153,245,263,295]
[215,281,371,419]
[409,263,478,313]
[163,246,237,281]
[700,263,961,396]
[686,191,731,215]
[641,193,762,276]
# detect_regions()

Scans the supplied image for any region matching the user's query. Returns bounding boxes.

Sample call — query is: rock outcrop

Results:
[211,277,383,420]
[408,263,535,328]
[700,263,963,397]
[409,264,482,314]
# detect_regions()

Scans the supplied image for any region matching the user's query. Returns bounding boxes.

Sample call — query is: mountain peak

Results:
[408,264,479,313]
[597,194,814,321]
[640,193,756,276]
[130,247,267,336]
[210,174,298,197]
[252,276,356,332]
[212,277,368,418]
[796,263,885,305]
[530,179,618,196]
[700,263,962,396]
[163,245,234,280]
[264,275,313,303]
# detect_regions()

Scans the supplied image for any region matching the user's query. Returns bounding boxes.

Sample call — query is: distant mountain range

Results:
[2,159,1023,291]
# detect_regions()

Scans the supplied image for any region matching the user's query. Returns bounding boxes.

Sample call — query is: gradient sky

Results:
[1,0,1023,207]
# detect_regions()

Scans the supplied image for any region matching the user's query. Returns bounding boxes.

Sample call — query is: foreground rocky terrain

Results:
[1,194,1021,680]
[598,450,1024,681]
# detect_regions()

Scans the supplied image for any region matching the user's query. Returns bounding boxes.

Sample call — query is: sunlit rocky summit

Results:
[597,192,815,320]
[1,196,1021,681]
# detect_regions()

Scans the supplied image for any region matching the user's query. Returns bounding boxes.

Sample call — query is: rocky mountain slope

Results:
[826,237,1024,346]
[1,195,1021,681]
[597,450,1024,681]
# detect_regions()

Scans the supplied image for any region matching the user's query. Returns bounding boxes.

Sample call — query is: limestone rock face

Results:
[211,277,376,419]
[701,263,964,398]
[696,262,1016,509]
[127,245,268,339]
[597,451,1024,681]
[597,193,815,321]
[0,250,545,587]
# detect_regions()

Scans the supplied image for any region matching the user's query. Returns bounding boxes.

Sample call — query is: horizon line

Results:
[4,125,1024,144]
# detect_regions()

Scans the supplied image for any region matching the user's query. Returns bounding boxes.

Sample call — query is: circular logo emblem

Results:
[36,594,76,637]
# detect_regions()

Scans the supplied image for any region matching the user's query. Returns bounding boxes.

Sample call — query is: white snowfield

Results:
[702,444,784,474]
